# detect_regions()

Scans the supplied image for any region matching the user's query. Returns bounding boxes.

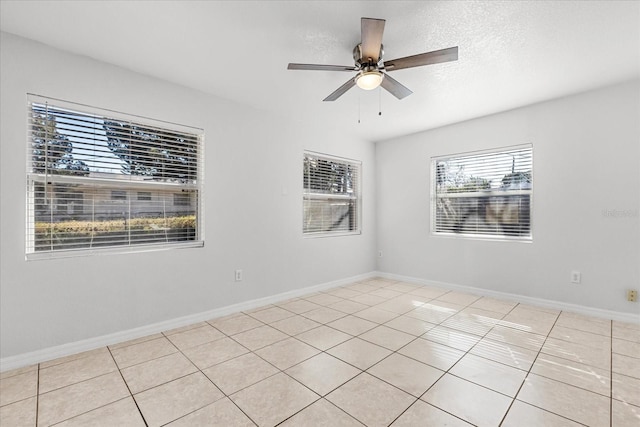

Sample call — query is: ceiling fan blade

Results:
[384,46,458,71]
[288,63,357,72]
[361,18,385,61]
[323,78,356,102]
[380,73,413,100]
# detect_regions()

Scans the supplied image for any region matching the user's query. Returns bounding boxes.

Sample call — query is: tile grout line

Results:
[234,285,591,426]
[37,355,153,426]
[111,337,183,371]
[35,363,40,427]
[33,353,151,427]
[197,328,318,427]
[149,327,260,426]
[214,317,362,426]
[153,333,224,424]
[367,293,497,425]
[420,299,517,426]
[380,292,505,426]
[180,365,261,427]
[609,320,613,427]
[173,318,286,427]
[532,320,618,397]
[494,302,557,426]
[18,280,636,426]
[106,346,149,427]
[186,345,259,426]
[495,308,599,426]
[272,336,404,425]
[214,283,425,425]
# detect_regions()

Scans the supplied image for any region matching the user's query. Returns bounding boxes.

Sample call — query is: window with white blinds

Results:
[26,94,204,259]
[303,151,361,236]
[432,144,533,240]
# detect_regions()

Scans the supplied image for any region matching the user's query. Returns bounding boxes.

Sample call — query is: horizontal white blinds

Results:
[432,145,533,239]
[303,152,361,235]
[29,102,199,182]
[26,95,203,257]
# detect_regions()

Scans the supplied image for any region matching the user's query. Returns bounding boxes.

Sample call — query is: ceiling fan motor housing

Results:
[353,43,384,69]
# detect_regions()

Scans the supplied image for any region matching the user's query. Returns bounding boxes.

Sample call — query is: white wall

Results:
[376,80,640,314]
[0,32,376,359]
[2,32,637,362]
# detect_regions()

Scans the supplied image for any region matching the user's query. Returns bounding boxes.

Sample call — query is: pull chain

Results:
[356,90,383,123]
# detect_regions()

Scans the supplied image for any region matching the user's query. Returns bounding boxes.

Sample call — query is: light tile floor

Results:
[1,278,639,426]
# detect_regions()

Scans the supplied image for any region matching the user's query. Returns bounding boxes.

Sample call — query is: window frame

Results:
[25,94,205,260]
[302,151,362,238]
[111,190,127,201]
[430,144,533,242]
[137,191,152,201]
[173,192,191,207]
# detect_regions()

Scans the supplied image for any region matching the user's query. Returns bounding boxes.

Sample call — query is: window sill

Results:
[25,240,204,261]
[431,232,532,243]
[303,231,362,239]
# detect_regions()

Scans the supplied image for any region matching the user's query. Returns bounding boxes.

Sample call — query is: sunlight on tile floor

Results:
[1,278,639,426]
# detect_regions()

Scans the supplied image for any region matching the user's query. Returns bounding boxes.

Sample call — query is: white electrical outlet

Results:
[570,271,581,284]
[235,269,243,282]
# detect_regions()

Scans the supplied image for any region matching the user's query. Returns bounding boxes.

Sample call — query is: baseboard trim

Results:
[374,271,640,324]
[3,270,637,372]
[0,271,376,372]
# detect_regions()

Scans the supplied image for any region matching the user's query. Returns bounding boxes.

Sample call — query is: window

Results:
[173,193,191,207]
[111,190,127,200]
[432,144,532,240]
[55,189,83,216]
[303,151,361,236]
[26,94,204,258]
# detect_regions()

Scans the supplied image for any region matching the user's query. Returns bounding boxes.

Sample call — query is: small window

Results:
[173,193,191,207]
[55,188,83,216]
[26,94,204,258]
[111,190,127,200]
[432,144,532,240]
[137,191,152,201]
[303,151,361,236]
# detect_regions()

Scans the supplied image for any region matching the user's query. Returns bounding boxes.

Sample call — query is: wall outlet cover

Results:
[570,271,581,284]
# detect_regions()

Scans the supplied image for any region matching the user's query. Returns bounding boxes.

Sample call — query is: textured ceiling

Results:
[1,1,639,142]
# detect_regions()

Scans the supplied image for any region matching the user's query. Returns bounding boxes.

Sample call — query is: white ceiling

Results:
[1,0,639,142]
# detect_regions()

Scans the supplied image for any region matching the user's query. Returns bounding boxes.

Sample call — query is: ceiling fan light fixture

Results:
[287,17,457,101]
[355,70,384,90]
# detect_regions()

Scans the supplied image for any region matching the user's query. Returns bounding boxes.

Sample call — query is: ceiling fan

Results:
[288,17,458,101]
